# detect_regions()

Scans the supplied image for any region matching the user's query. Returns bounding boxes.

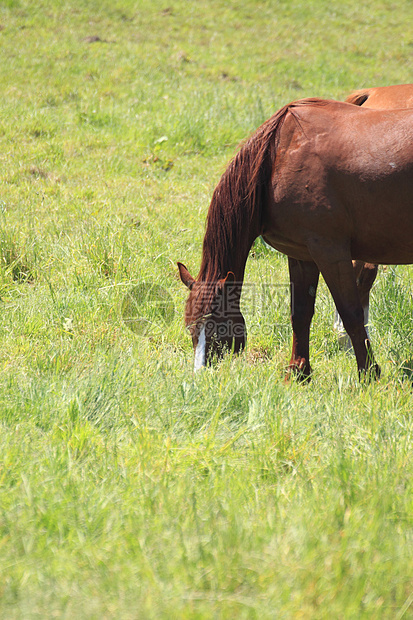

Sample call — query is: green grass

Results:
[0,0,413,617]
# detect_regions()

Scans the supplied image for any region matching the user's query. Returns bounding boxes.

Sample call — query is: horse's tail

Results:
[345,89,372,107]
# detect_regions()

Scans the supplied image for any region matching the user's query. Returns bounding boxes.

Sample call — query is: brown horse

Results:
[346,84,413,109]
[178,98,413,379]
[334,84,413,348]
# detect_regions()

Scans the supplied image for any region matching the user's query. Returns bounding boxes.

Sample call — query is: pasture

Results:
[0,0,412,617]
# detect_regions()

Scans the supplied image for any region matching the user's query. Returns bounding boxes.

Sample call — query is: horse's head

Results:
[178,262,246,370]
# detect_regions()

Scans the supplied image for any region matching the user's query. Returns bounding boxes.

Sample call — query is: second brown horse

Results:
[334,84,413,349]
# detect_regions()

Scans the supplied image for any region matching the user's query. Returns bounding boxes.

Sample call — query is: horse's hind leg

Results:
[315,256,380,380]
[355,261,378,329]
[286,258,320,382]
[334,260,378,350]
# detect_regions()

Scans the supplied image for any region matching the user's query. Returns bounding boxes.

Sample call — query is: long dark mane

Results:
[187,98,330,322]
[197,103,290,284]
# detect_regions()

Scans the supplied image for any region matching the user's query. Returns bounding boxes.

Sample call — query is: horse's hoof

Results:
[359,363,381,382]
[285,362,312,384]
[373,363,381,379]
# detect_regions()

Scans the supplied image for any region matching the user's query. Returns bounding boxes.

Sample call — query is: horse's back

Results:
[279,100,413,173]
[345,84,413,109]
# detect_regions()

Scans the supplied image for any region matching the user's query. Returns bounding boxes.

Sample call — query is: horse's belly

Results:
[261,233,314,261]
[349,197,413,264]
[352,234,413,265]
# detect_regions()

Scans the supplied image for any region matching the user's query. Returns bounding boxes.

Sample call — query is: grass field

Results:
[0,0,413,617]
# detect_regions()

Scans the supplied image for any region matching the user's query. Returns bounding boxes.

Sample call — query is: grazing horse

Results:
[178,99,413,380]
[334,84,413,348]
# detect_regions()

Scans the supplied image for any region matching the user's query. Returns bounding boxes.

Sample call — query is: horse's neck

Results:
[198,240,251,284]
[197,152,264,305]
[199,218,257,284]
[192,244,250,325]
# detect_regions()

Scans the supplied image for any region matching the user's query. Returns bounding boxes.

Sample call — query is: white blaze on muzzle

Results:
[194,324,206,371]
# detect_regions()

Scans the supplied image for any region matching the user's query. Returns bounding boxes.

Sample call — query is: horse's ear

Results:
[177,262,196,290]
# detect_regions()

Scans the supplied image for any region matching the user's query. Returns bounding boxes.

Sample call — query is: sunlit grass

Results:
[0,0,412,617]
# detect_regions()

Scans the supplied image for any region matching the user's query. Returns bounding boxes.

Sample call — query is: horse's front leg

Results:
[286,258,320,382]
[315,256,380,380]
